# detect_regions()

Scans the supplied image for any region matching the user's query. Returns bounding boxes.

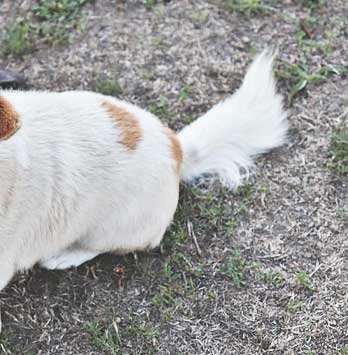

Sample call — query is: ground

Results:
[0,0,348,354]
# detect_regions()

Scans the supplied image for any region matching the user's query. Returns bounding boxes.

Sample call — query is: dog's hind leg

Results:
[0,260,15,291]
[40,246,99,270]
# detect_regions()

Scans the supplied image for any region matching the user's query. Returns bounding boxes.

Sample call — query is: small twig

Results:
[187,221,201,256]
[112,318,122,346]
[310,262,322,277]
[300,19,313,39]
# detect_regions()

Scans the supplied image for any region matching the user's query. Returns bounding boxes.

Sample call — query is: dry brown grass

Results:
[1,0,348,354]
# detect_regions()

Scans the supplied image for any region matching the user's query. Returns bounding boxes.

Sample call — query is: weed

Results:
[337,208,348,222]
[179,84,193,101]
[262,271,285,287]
[286,300,305,313]
[190,10,209,24]
[301,0,323,9]
[0,333,13,354]
[84,321,123,355]
[1,0,93,57]
[226,0,272,15]
[276,61,348,104]
[85,318,159,355]
[151,38,168,47]
[148,95,173,120]
[295,271,315,291]
[234,183,256,216]
[296,19,338,57]
[152,284,179,308]
[339,346,348,355]
[0,19,34,57]
[222,249,257,287]
[144,0,155,10]
[95,77,123,97]
[327,120,348,174]
[126,321,160,351]
[32,0,93,44]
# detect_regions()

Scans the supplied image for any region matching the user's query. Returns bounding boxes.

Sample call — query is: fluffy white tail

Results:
[177,50,288,188]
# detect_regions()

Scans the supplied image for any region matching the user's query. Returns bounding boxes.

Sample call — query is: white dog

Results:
[0,51,287,291]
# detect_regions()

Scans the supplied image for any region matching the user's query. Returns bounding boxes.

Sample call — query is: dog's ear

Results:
[0,96,21,140]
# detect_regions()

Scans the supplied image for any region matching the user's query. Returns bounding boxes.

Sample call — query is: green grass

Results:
[144,0,155,10]
[190,9,209,24]
[339,346,348,355]
[226,0,272,15]
[295,18,338,57]
[261,271,285,287]
[327,120,348,174]
[276,61,348,104]
[179,83,193,101]
[33,0,93,44]
[286,300,305,313]
[296,271,315,291]
[337,208,348,223]
[301,0,324,9]
[0,19,34,57]
[95,77,123,97]
[85,318,159,355]
[222,249,258,287]
[84,321,123,355]
[148,95,174,120]
[162,182,258,256]
[1,0,93,57]
[0,332,13,354]
[151,182,259,315]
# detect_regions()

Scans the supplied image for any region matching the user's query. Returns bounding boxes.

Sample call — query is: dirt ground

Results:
[0,0,348,354]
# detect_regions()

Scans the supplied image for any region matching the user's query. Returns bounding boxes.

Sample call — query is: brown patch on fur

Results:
[0,96,21,140]
[102,101,142,151]
[164,127,183,175]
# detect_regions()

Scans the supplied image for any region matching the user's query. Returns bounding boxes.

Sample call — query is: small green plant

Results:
[1,19,34,57]
[95,77,123,97]
[301,0,323,9]
[32,0,94,44]
[296,18,338,57]
[262,271,285,287]
[337,207,348,222]
[328,121,348,174]
[85,317,160,354]
[339,346,348,355]
[190,10,209,24]
[179,84,193,101]
[0,333,13,353]
[144,0,155,10]
[286,300,305,313]
[222,249,256,287]
[296,271,315,291]
[226,0,271,15]
[152,284,179,308]
[276,62,348,104]
[1,0,93,57]
[84,321,123,355]
[148,95,173,120]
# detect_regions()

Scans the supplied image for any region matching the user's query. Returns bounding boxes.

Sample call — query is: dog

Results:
[0,51,288,291]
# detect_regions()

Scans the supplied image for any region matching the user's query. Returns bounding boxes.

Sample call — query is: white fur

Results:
[0,51,287,290]
[179,50,288,188]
